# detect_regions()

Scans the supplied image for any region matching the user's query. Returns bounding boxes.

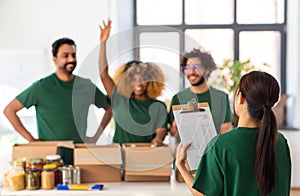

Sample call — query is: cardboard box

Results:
[123,143,173,182]
[74,144,122,182]
[12,141,74,164]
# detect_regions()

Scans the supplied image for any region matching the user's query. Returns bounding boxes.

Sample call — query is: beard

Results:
[191,75,205,86]
[63,62,76,73]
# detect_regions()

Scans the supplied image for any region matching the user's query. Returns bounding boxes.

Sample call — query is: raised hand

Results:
[99,19,111,42]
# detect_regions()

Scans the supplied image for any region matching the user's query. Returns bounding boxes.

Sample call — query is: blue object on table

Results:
[91,184,104,190]
[57,184,69,190]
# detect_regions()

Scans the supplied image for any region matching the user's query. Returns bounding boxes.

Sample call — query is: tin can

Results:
[72,166,81,184]
[59,165,73,184]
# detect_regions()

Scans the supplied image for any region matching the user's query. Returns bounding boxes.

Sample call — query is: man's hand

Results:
[151,137,164,147]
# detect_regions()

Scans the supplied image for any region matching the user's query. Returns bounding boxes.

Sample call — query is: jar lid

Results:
[46,154,61,161]
[29,158,43,164]
[43,164,57,169]
[26,168,39,172]
[42,168,54,171]
[14,157,26,163]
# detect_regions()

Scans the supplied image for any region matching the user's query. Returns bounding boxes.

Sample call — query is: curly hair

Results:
[113,61,165,99]
[180,48,217,79]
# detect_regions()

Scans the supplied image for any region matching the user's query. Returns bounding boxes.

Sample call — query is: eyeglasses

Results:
[184,64,200,71]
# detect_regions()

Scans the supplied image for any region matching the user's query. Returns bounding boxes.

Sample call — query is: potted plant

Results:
[208,60,287,128]
[208,59,255,95]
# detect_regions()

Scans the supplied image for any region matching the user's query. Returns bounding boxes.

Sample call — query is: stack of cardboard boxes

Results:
[11,141,173,183]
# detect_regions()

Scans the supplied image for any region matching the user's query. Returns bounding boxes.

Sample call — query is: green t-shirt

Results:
[16,73,109,143]
[169,87,233,133]
[111,91,168,144]
[192,127,291,196]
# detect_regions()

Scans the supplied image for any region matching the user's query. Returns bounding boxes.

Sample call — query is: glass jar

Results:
[12,157,26,171]
[25,168,40,190]
[28,158,43,171]
[41,168,54,190]
[4,165,25,191]
[43,164,61,185]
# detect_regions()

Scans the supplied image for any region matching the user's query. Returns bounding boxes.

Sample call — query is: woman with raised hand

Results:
[98,19,168,146]
[176,71,291,196]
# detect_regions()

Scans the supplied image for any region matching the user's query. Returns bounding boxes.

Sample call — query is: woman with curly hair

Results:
[98,19,167,146]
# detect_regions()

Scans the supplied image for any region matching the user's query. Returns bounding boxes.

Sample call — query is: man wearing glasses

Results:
[168,48,233,138]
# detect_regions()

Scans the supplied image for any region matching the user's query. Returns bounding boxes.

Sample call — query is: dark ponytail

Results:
[255,106,277,195]
[238,71,279,195]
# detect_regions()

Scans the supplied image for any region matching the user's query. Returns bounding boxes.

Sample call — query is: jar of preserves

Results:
[28,158,43,171]
[41,168,54,190]
[25,168,40,190]
[43,164,61,185]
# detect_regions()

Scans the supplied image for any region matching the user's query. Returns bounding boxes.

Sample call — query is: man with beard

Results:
[3,38,112,144]
[169,48,233,139]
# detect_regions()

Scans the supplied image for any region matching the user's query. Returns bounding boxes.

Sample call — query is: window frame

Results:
[133,0,288,93]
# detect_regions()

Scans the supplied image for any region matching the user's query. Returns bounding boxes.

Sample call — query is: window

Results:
[134,0,287,94]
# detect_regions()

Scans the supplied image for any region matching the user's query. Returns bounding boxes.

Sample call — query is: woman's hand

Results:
[175,142,191,167]
[99,19,111,43]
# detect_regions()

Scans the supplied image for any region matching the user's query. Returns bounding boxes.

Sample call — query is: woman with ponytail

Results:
[176,71,291,196]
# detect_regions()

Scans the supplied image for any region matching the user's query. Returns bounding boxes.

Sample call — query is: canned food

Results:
[73,166,81,184]
[59,165,73,184]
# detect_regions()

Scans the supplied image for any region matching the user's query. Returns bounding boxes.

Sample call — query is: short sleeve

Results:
[94,86,110,109]
[192,146,224,196]
[160,101,168,129]
[224,94,234,123]
[168,95,179,124]
[16,82,40,108]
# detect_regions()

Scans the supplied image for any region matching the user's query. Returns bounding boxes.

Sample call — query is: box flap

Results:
[74,144,122,166]
[12,145,57,162]
[12,141,75,163]
[27,140,74,149]
[122,143,172,176]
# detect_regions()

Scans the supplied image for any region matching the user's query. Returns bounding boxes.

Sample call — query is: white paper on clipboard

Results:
[173,102,217,171]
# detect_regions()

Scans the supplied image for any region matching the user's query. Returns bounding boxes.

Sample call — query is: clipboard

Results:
[173,100,217,171]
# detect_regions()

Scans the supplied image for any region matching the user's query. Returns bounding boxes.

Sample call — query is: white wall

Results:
[0,0,135,184]
[0,0,110,67]
[0,0,135,127]
[281,131,300,188]
[287,0,300,128]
